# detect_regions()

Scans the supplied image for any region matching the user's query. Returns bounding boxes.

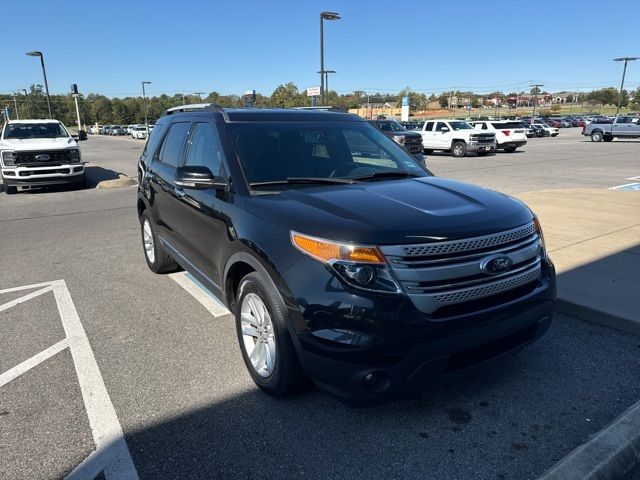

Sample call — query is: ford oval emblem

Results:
[480,254,513,275]
[35,154,50,161]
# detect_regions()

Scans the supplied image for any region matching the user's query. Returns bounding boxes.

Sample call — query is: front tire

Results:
[451,141,467,158]
[3,183,17,195]
[140,211,179,273]
[504,146,517,153]
[235,272,306,396]
[423,148,434,155]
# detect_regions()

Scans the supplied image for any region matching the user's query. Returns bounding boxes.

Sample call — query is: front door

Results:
[173,120,228,288]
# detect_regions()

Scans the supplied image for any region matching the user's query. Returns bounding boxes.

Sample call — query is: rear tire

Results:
[423,149,434,155]
[451,141,466,158]
[140,211,179,273]
[590,131,603,142]
[603,135,613,142]
[235,272,306,396]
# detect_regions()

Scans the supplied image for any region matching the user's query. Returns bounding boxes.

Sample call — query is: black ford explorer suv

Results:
[137,104,556,398]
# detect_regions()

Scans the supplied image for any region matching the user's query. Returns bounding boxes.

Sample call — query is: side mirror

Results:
[78,130,87,141]
[175,165,226,190]
[439,127,450,133]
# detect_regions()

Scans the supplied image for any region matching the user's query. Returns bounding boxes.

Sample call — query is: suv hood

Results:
[247,176,533,245]
[0,137,77,151]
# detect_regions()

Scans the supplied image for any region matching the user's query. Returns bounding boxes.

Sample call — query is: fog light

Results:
[362,371,391,393]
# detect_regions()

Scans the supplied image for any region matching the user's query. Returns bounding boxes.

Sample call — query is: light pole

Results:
[19,88,30,118]
[613,57,638,117]
[25,51,52,118]
[530,84,544,124]
[320,11,340,106]
[142,81,151,137]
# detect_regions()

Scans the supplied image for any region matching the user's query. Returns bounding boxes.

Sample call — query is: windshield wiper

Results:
[350,171,422,181]
[250,177,359,187]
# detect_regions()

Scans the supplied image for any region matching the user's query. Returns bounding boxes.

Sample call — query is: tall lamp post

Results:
[25,51,52,118]
[142,81,151,137]
[10,93,19,120]
[613,57,638,117]
[530,84,544,125]
[19,88,30,118]
[320,11,340,106]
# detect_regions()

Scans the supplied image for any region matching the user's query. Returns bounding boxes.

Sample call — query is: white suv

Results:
[470,121,528,152]
[0,120,85,194]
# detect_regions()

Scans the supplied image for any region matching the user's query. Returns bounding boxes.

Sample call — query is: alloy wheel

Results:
[240,293,276,377]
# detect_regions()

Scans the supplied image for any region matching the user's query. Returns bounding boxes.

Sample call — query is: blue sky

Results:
[4,0,639,98]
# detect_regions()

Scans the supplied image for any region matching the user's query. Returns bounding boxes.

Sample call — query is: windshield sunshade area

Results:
[3,123,69,139]
[228,121,427,187]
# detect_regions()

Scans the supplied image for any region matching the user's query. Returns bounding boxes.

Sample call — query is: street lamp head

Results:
[142,81,152,85]
[320,11,340,20]
[25,51,42,57]
[614,57,639,62]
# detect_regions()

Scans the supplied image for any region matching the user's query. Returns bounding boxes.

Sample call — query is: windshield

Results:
[448,121,473,131]
[228,121,428,187]
[375,121,406,132]
[3,122,69,139]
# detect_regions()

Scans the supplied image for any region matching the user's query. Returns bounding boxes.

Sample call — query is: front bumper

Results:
[2,164,84,187]
[281,255,556,398]
[467,141,496,152]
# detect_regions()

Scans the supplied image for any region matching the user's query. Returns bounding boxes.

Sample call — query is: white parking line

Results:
[0,280,139,480]
[0,338,68,387]
[169,272,230,317]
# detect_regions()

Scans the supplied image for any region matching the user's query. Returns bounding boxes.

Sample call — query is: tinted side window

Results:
[158,122,190,167]
[143,122,166,158]
[425,121,434,131]
[435,122,447,131]
[184,122,223,175]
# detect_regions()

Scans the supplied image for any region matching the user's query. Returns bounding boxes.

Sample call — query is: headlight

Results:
[392,135,405,145]
[291,232,402,294]
[532,215,547,258]
[67,148,80,162]
[1,151,16,167]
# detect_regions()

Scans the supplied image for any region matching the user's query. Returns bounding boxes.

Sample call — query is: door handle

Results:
[174,188,186,198]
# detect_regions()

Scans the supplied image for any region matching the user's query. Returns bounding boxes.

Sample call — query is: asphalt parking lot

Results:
[1,130,639,480]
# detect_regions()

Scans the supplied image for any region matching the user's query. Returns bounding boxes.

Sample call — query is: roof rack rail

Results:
[164,103,227,119]
[292,106,346,112]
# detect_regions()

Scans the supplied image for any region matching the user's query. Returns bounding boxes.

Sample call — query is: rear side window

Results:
[158,122,190,167]
[184,122,223,175]
[143,123,167,157]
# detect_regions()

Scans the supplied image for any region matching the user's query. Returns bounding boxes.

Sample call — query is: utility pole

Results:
[613,57,638,117]
[11,93,19,119]
[193,92,205,101]
[530,84,544,124]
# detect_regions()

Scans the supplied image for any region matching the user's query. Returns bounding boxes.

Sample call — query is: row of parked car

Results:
[88,124,152,139]
[368,117,561,158]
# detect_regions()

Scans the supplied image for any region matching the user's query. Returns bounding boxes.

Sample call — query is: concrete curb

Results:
[537,400,640,480]
[556,298,640,337]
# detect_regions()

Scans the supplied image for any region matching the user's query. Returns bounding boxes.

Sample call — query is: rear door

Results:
[148,120,192,247]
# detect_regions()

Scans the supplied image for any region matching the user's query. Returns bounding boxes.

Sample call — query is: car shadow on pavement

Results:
[52,310,640,480]
[84,165,124,188]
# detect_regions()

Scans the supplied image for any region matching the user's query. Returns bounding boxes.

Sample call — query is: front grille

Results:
[401,223,536,257]
[470,134,495,144]
[19,168,71,176]
[380,222,542,315]
[16,150,69,166]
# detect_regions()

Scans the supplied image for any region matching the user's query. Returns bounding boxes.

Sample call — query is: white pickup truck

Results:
[416,119,496,157]
[0,120,86,194]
